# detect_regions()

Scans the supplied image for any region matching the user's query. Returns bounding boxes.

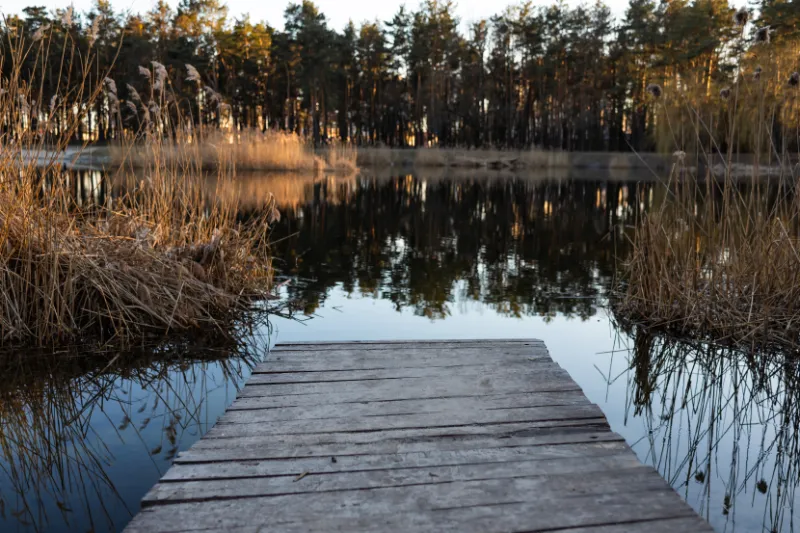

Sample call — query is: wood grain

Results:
[123,339,713,533]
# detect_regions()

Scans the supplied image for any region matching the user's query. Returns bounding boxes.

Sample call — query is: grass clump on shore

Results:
[615,183,800,350]
[614,23,800,352]
[0,27,276,346]
[116,128,358,174]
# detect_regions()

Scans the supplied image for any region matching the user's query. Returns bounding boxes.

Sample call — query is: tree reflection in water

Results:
[620,327,800,533]
[0,336,264,532]
[268,173,658,321]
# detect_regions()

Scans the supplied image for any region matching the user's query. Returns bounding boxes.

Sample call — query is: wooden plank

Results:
[207,410,607,439]
[255,357,555,374]
[273,338,544,349]
[227,390,591,417]
[216,403,604,429]
[124,339,712,533]
[163,441,631,480]
[177,429,624,462]
[137,467,672,517]
[236,371,578,401]
[264,345,549,364]
[235,383,584,406]
[125,516,711,533]
[275,338,544,344]
[247,362,560,385]
[255,359,554,373]
[144,454,645,504]
[127,472,697,532]
[206,419,608,440]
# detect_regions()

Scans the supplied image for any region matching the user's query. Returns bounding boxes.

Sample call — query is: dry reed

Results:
[614,171,800,351]
[0,24,276,346]
[614,24,800,352]
[115,128,358,174]
[615,116,800,350]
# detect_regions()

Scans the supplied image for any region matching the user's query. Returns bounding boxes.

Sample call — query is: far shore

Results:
[23,144,796,177]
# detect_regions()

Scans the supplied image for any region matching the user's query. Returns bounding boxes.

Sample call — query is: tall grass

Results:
[0,21,276,346]
[614,26,800,352]
[115,128,358,174]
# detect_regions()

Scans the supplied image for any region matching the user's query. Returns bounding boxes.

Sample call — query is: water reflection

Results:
[0,340,262,532]
[5,169,800,532]
[618,327,800,533]
[268,174,659,320]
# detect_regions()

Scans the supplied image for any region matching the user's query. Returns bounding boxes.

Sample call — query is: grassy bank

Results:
[354,147,790,175]
[1,35,276,347]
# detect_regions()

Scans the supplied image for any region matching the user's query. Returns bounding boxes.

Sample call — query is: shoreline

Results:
[29,144,797,177]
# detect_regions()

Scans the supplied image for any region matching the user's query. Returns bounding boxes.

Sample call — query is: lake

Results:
[0,170,796,532]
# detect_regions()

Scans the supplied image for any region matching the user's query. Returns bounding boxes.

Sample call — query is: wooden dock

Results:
[125,339,713,532]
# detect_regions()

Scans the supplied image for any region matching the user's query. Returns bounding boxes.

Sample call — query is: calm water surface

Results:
[0,171,796,532]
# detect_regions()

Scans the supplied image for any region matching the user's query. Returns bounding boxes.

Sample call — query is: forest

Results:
[3,0,800,152]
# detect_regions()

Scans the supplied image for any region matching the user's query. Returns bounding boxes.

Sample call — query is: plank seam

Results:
[252,361,555,373]
[161,454,637,483]
[213,415,609,431]
[236,387,584,400]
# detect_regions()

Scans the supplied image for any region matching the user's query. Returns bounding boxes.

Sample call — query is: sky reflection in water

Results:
[0,171,795,532]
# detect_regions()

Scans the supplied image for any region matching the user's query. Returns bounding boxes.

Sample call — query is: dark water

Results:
[1,171,797,532]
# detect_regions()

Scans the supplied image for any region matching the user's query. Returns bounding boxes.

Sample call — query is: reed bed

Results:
[614,30,800,352]
[116,128,358,174]
[0,29,276,346]
[614,166,800,351]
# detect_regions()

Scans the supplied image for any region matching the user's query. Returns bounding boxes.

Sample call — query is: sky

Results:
[18,0,630,32]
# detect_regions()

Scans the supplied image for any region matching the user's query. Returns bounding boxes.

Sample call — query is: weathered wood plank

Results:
[254,359,553,374]
[127,473,700,532]
[272,338,544,350]
[177,429,623,462]
[263,345,549,365]
[123,339,712,533]
[138,467,672,517]
[207,416,608,440]
[235,383,584,407]
[247,363,561,385]
[236,372,579,402]
[216,403,605,431]
[165,441,630,479]
[126,515,712,533]
[260,352,551,374]
[144,454,645,504]
[226,390,590,418]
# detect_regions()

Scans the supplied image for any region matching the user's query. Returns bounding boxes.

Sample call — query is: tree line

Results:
[3,0,800,152]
